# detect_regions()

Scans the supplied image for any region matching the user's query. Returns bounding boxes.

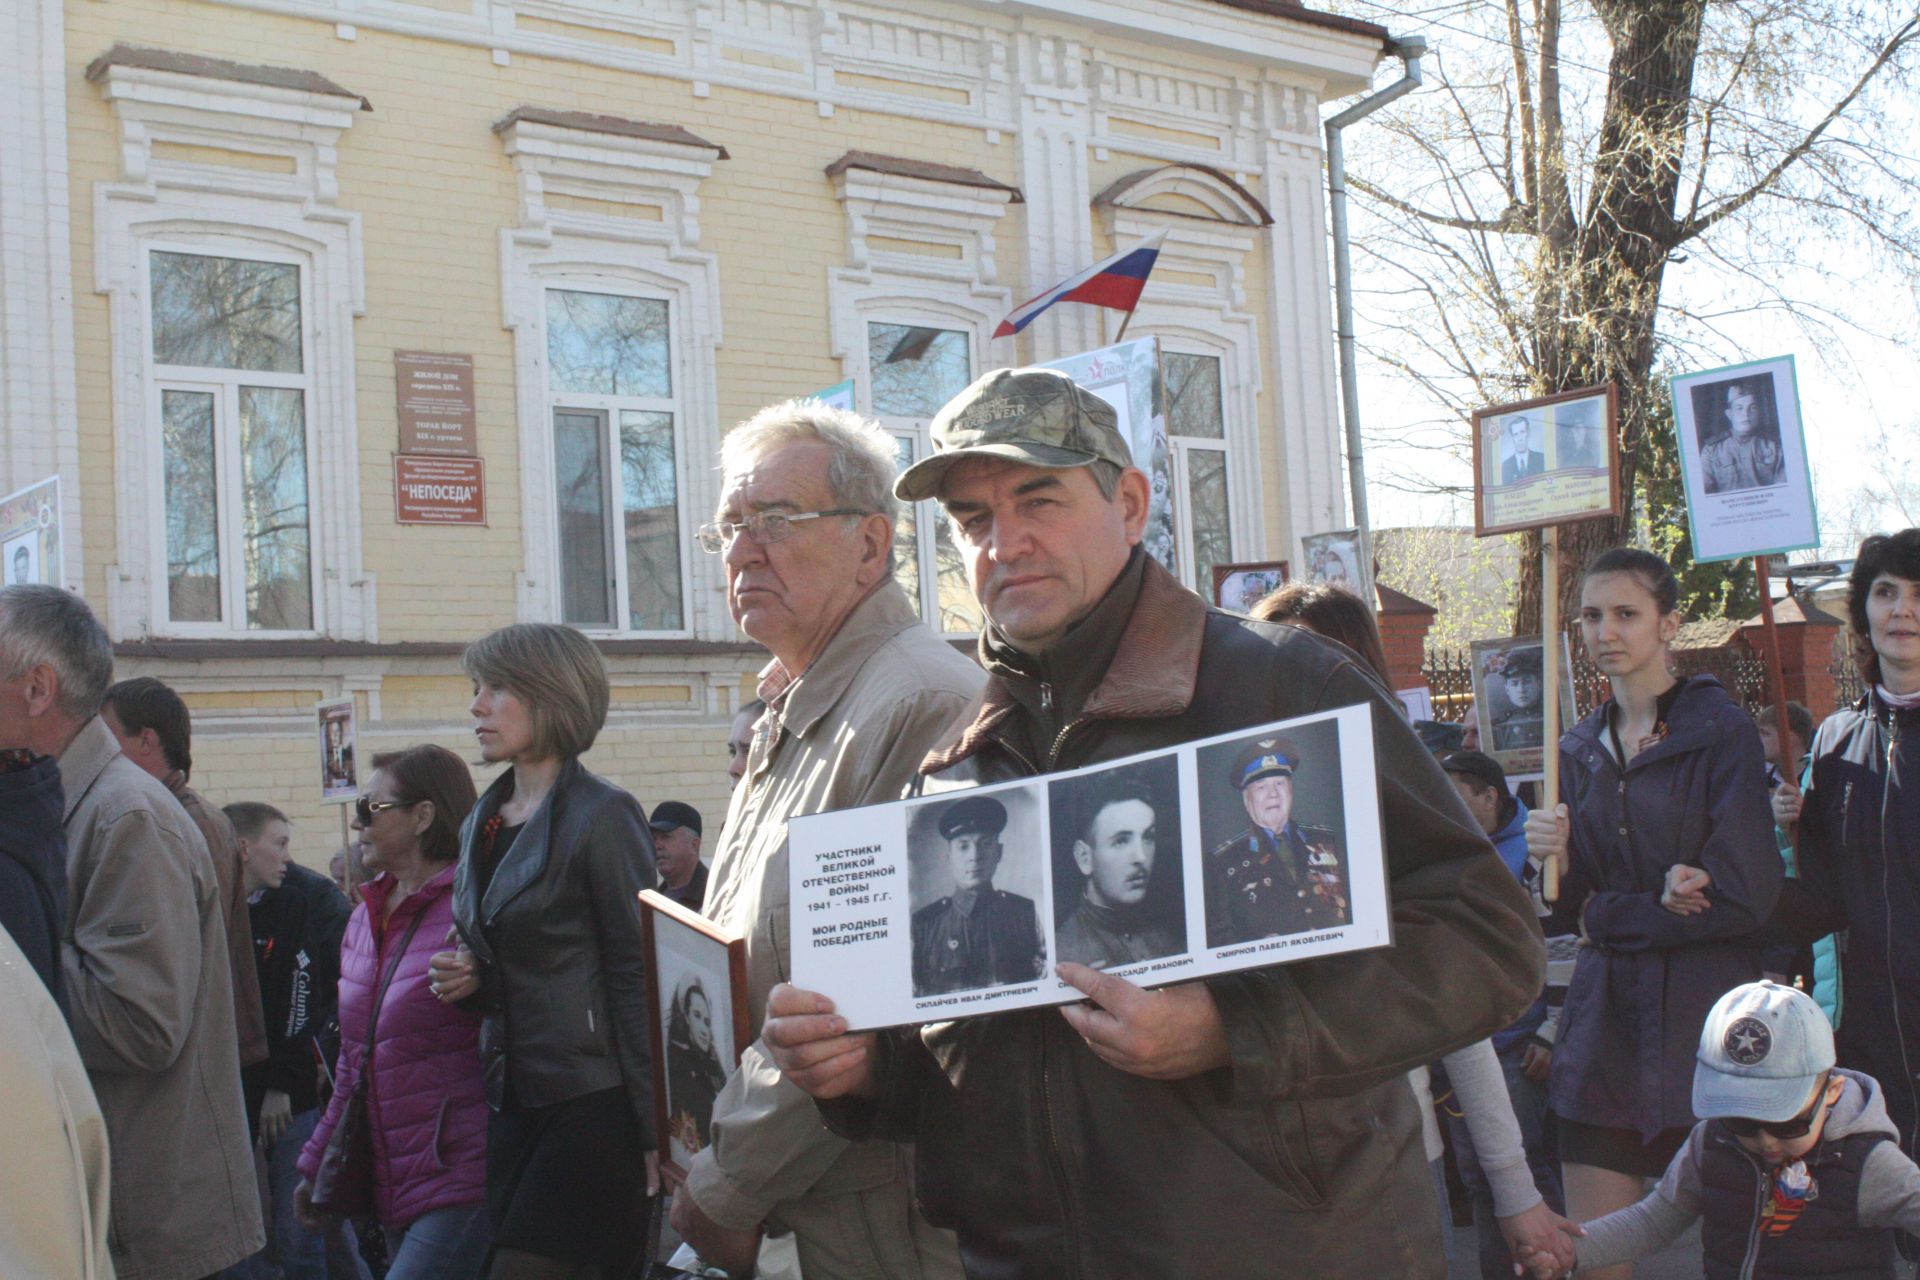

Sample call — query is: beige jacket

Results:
[0,917,115,1280]
[686,582,981,1256]
[60,717,264,1280]
[166,773,268,1068]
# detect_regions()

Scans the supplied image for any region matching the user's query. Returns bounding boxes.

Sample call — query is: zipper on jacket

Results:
[1037,1027,1085,1276]
[1739,1146,1768,1280]
[1040,682,1054,714]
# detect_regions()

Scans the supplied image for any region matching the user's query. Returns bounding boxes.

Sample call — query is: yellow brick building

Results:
[2,0,1385,867]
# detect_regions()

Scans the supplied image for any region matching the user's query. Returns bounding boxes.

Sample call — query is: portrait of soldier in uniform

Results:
[1202,735,1349,947]
[1695,377,1784,494]
[1555,406,1603,470]
[1050,761,1184,970]
[1486,644,1546,753]
[910,793,1045,997]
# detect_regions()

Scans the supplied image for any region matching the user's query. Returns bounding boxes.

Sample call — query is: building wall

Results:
[16,0,1381,869]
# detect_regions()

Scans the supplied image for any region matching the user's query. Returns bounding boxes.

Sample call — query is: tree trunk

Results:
[1514,1,1707,633]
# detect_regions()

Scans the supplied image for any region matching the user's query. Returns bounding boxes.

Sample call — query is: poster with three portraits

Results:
[788,705,1391,1031]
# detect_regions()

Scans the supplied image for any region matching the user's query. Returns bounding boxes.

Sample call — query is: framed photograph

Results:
[314,697,358,803]
[639,890,750,1180]
[1046,756,1187,970]
[906,786,1049,998]
[1043,338,1177,577]
[1212,560,1289,613]
[1301,530,1362,592]
[1472,384,1620,536]
[1469,635,1577,780]
[1669,356,1818,563]
[0,475,62,588]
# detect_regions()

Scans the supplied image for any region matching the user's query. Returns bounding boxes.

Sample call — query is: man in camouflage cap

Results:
[1204,736,1349,946]
[910,794,1044,997]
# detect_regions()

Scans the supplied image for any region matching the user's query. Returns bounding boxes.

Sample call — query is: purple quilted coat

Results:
[297,865,486,1227]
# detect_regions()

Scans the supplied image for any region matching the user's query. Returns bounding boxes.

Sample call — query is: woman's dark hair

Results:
[369,744,478,863]
[1582,547,1681,615]
[1848,528,1920,684]
[1252,583,1393,688]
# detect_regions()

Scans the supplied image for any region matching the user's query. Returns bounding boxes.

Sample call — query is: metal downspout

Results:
[1325,35,1425,599]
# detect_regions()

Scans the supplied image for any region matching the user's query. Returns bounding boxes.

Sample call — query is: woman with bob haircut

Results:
[1525,546,1781,1280]
[296,744,490,1278]
[429,623,660,1280]
[1782,527,1920,1171]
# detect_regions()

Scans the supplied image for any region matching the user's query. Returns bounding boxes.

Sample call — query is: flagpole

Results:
[1113,310,1135,345]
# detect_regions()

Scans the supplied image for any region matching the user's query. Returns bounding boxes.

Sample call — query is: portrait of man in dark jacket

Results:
[1052,760,1183,969]
[763,366,1545,1279]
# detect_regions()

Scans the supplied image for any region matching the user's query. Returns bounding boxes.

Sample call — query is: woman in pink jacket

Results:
[297,744,490,1278]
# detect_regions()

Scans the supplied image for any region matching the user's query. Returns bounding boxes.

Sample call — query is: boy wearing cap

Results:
[1524,981,1920,1279]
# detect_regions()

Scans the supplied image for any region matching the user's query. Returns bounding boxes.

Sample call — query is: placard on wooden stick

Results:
[1470,383,1620,899]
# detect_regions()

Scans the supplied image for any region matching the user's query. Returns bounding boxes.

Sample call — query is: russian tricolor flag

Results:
[993,230,1167,339]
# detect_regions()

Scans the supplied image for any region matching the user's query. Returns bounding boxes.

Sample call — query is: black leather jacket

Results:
[453,759,658,1139]
[830,557,1545,1279]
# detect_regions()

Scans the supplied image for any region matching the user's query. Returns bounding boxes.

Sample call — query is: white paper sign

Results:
[790,705,1390,1031]
[1669,356,1819,563]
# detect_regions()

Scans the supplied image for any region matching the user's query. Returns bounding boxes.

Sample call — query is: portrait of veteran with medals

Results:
[911,794,1044,996]
[1205,737,1350,946]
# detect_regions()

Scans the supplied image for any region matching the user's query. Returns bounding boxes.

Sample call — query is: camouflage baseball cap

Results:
[893,366,1135,502]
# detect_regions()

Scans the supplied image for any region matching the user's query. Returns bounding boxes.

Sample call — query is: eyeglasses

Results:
[1723,1075,1832,1141]
[355,796,415,825]
[695,508,869,554]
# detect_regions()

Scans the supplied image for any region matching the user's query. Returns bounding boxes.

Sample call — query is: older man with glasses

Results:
[668,400,981,1280]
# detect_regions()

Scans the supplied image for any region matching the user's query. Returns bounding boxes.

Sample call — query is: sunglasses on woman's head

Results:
[355,796,412,825]
[1722,1075,1831,1141]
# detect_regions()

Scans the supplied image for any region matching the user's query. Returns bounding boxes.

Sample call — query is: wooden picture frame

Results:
[1471,383,1620,536]
[639,889,751,1180]
[1212,560,1290,613]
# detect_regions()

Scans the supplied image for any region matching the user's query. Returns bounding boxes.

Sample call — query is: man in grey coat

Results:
[669,401,977,1279]
[0,584,262,1280]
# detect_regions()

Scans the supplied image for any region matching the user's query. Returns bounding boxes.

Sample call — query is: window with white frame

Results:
[545,286,687,633]
[1162,349,1233,593]
[864,319,984,634]
[150,248,316,632]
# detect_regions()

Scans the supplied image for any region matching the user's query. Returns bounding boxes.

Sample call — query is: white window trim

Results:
[1098,200,1265,585]
[498,114,724,639]
[828,164,1013,636]
[146,241,319,635]
[92,61,371,641]
[540,280,696,637]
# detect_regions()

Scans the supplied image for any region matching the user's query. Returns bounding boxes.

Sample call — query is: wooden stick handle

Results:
[1540,533,1562,902]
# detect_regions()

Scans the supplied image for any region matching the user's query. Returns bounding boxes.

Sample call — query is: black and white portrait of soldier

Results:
[1692,375,1784,494]
[1554,404,1604,471]
[1483,644,1545,753]
[665,974,728,1156]
[908,792,1045,997]
[1049,759,1185,970]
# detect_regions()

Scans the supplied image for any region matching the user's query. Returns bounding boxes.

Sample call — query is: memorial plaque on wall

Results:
[394,455,486,525]
[395,351,477,455]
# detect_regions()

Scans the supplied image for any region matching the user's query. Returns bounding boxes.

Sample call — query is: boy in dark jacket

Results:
[1524,982,1920,1279]
[228,802,350,1280]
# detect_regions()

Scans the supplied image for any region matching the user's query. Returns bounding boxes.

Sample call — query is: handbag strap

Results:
[360,905,430,1058]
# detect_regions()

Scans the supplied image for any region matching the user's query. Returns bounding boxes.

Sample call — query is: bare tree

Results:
[1332,0,1920,627]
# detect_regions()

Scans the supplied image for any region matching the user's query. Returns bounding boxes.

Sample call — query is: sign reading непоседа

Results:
[394,455,486,525]
[395,350,477,456]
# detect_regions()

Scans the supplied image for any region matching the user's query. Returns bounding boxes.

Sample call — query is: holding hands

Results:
[1502,1203,1584,1279]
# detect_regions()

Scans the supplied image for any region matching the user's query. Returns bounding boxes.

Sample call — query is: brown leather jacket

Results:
[830,556,1545,1279]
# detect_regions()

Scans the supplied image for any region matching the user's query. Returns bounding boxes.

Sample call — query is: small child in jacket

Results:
[1519,980,1920,1279]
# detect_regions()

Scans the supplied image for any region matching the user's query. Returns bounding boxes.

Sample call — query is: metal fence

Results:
[1420,635,1775,724]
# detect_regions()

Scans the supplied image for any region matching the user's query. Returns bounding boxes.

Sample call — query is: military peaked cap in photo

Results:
[1501,646,1543,677]
[1231,737,1303,790]
[938,794,1009,841]
[893,366,1135,502]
